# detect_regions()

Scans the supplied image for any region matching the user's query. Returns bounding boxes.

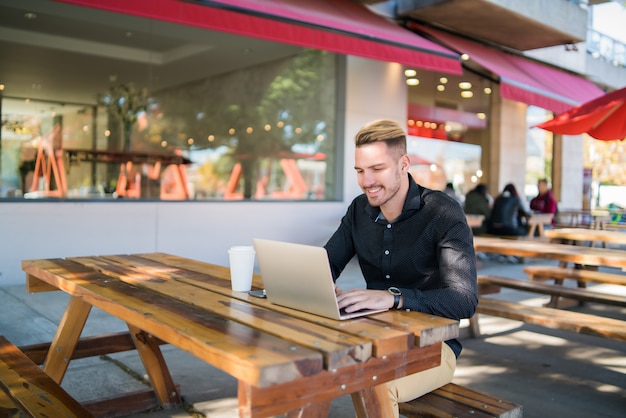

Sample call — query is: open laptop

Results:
[253,238,388,320]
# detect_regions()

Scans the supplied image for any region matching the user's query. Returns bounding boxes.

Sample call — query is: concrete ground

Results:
[1,256,624,417]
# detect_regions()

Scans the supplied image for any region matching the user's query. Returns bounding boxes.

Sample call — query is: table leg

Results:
[43,296,92,383]
[352,384,395,418]
[127,324,181,408]
[238,381,332,418]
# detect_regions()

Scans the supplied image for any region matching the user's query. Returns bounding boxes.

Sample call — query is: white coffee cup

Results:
[228,246,255,292]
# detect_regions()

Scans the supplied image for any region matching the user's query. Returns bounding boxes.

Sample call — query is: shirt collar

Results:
[365,174,425,222]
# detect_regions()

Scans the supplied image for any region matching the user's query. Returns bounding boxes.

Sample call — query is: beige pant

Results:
[386,343,456,418]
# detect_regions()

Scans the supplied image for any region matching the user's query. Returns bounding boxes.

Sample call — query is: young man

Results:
[324,119,478,417]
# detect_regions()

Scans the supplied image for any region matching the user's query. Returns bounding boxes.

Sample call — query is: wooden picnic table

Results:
[21,253,458,418]
[556,210,612,229]
[527,213,554,237]
[473,236,626,270]
[545,227,626,247]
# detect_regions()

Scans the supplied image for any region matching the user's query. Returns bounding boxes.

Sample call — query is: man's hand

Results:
[336,288,399,312]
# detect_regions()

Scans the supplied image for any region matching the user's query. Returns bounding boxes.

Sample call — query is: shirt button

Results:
[387,224,392,229]
[384,250,390,255]
[385,274,390,279]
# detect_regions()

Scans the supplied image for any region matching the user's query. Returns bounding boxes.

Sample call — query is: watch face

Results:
[388,286,401,295]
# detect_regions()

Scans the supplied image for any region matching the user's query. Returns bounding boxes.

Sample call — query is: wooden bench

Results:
[0,335,94,418]
[477,275,626,307]
[523,265,626,286]
[400,383,522,418]
[470,298,626,342]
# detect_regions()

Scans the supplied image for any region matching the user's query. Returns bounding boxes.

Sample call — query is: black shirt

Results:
[325,175,478,358]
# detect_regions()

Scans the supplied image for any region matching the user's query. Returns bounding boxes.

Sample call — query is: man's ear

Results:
[400,154,411,172]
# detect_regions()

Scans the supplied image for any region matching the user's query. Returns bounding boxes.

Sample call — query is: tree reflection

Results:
[145,50,335,199]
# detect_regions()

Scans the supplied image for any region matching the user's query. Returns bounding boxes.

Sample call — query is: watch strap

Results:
[392,294,400,309]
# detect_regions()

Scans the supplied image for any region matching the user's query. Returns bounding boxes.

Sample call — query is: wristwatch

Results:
[387,287,402,309]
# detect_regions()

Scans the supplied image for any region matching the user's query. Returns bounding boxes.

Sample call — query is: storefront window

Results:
[0,6,338,201]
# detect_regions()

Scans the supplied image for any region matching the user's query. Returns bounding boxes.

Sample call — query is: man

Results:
[324,119,478,417]
[530,179,558,215]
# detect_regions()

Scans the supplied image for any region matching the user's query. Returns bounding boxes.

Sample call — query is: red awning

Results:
[535,86,626,141]
[410,24,604,114]
[58,0,461,75]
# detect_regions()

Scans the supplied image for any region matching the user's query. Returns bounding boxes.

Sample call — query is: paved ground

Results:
[1,256,624,417]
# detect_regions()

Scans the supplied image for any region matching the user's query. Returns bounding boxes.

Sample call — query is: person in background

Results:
[530,179,558,223]
[486,183,531,236]
[444,182,463,206]
[464,183,491,235]
[324,119,477,418]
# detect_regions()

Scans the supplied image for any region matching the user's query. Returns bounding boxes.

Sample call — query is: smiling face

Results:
[355,141,410,221]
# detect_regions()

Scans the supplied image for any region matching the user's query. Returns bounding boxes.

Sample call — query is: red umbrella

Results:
[535,86,626,141]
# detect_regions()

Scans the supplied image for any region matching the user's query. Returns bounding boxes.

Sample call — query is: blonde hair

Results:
[355,119,407,157]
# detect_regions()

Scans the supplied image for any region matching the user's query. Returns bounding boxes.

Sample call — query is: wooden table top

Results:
[545,228,626,245]
[22,253,458,417]
[473,236,626,269]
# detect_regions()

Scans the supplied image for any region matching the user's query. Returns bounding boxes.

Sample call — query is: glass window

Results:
[0,4,338,201]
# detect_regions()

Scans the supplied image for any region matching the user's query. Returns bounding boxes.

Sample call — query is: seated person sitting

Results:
[464,183,491,235]
[486,183,530,236]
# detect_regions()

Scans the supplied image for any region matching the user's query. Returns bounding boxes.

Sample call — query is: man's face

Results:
[538,181,548,194]
[354,141,407,209]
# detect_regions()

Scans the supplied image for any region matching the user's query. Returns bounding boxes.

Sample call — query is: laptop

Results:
[253,238,388,320]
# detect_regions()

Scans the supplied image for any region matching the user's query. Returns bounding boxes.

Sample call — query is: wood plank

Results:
[22,258,324,388]
[401,387,523,418]
[127,325,181,407]
[82,388,160,418]
[0,336,94,418]
[44,296,92,383]
[134,252,266,289]
[19,332,165,366]
[545,228,626,245]
[26,273,58,293]
[90,253,415,358]
[366,311,459,347]
[523,266,626,286]
[239,343,442,418]
[426,383,522,418]
[477,298,626,342]
[473,236,626,269]
[477,275,626,307]
[351,384,395,418]
[69,255,373,370]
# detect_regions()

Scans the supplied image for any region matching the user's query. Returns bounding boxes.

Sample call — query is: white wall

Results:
[559,134,585,210]
[0,57,407,286]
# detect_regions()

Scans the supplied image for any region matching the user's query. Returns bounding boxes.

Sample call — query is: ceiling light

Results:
[461,91,474,98]
[406,78,419,86]
[0,84,5,91]
[24,12,37,20]
[437,84,445,92]
[439,77,448,84]
[484,87,492,94]
[404,69,417,77]
[476,112,486,119]
[459,82,472,89]
[461,53,470,61]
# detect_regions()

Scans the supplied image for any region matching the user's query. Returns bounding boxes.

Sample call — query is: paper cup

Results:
[228,246,255,292]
